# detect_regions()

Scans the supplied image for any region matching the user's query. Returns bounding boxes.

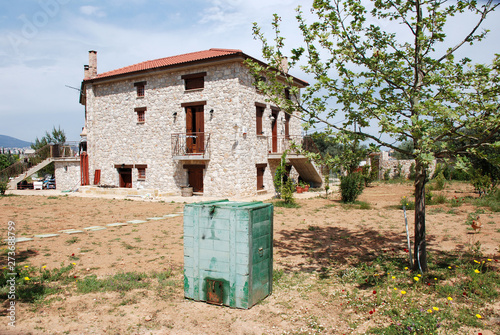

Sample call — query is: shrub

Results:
[383,169,391,180]
[340,173,364,203]
[361,165,376,187]
[400,196,415,210]
[425,188,433,204]
[0,178,8,195]
[433,193,447,204]
[282,178,296,205]
[470,169,494,196]
[433,172,446,191]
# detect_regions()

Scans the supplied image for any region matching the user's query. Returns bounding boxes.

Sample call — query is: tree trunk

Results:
[414,160,428,272]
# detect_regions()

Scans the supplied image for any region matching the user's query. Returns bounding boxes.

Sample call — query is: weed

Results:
[65,237,79,245]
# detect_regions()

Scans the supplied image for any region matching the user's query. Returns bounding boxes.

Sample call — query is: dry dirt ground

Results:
[0,182,499,335]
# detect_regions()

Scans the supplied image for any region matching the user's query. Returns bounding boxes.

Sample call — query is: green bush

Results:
[470,169,494,196]
[282,178,296,205]
[0,178,8,195]
[433,193,447,204]
[400,196,415,210]
[340,173,364,203]
[433,172,446,190]
[383,169,391,180]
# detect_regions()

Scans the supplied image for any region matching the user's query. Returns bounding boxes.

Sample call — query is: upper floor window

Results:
[135,107,146,123]
[182,72,207,90]
[134,81,146,97]
[285,88,291,100]
[255,103,266,135]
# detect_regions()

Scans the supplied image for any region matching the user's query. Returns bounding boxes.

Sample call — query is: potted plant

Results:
[296,184,303,193]
[304,183,310,192]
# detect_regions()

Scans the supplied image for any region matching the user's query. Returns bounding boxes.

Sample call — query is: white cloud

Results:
[79,6,106,18]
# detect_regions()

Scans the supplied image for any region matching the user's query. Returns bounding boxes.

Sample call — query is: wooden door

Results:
[272,111,278,152]
[186,106,204,154]
[187,165,204,193]
[118,168,132,188]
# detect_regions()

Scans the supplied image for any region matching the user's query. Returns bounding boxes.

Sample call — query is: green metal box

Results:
[183,200,273,309]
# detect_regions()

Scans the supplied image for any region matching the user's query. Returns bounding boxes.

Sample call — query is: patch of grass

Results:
[329,251,500,334]
[473,189,500,212]
[341,201,371,210]
[77,272,150,293]
[121,242,136,250]
[273,200,301,208]
[65,237,79,245]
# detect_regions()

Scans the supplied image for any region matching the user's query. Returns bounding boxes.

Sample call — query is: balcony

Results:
[171,132,210,160]
[267,135,317,159]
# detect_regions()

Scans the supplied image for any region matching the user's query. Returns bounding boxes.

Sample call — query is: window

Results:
[182,72,207,90]
[134,81,146,97]
[136,165,147,180]
[135,107,146,123]
[285,88,291,100]
[255,103,265,135]
[256,164,267,191]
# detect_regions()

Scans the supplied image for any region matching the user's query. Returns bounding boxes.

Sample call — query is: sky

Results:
[0,0,499,143]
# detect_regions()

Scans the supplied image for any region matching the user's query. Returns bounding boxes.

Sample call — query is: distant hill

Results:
[0,135,32,148]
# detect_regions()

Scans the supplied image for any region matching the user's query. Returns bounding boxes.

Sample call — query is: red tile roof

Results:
[89,48,244,81]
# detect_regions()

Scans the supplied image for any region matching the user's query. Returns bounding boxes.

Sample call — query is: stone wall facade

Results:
[54,159,80,191]
[84,59,305,197]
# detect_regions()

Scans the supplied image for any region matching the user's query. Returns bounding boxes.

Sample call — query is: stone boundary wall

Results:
[373,152,436,180]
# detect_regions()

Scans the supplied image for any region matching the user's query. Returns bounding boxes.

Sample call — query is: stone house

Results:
[78,48,322,197]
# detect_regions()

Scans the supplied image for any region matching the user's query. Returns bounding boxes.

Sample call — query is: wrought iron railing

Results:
[267,135,319,155]
[0,142,79,182]
[171,133,210,158]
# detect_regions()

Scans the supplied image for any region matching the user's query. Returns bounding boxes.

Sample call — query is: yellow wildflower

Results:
[401,290,407,295]
[447,297,453,301]
[433,307,439,311]
[476,314,482,319]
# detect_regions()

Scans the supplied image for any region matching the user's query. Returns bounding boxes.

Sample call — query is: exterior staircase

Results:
[288,157,323,187]
[7,157,54,189]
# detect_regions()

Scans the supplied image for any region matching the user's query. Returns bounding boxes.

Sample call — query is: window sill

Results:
[257,135,267,138]
[137,121,145,124]
[137,178,146,181]
[136,96,144,99]
[257,189,267,194]
[184,88,204,93]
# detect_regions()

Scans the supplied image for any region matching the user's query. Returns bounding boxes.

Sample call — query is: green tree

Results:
[246,0,500,271]
[31,126,66,150]
[31,126,67,177]
[392,141,414,160]
[0,152,18,171]
[311,132,369,174]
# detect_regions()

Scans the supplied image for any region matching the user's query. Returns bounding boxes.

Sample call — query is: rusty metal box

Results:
[183,200,273,309]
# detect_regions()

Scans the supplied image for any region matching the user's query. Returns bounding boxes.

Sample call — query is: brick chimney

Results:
[83,64,90,79]
[88,50,97,78]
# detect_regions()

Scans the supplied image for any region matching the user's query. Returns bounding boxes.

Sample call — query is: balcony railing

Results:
[171,132,210,159]
[267,135,318,155]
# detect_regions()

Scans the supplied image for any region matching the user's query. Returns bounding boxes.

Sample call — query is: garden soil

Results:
[0,182,498,334]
